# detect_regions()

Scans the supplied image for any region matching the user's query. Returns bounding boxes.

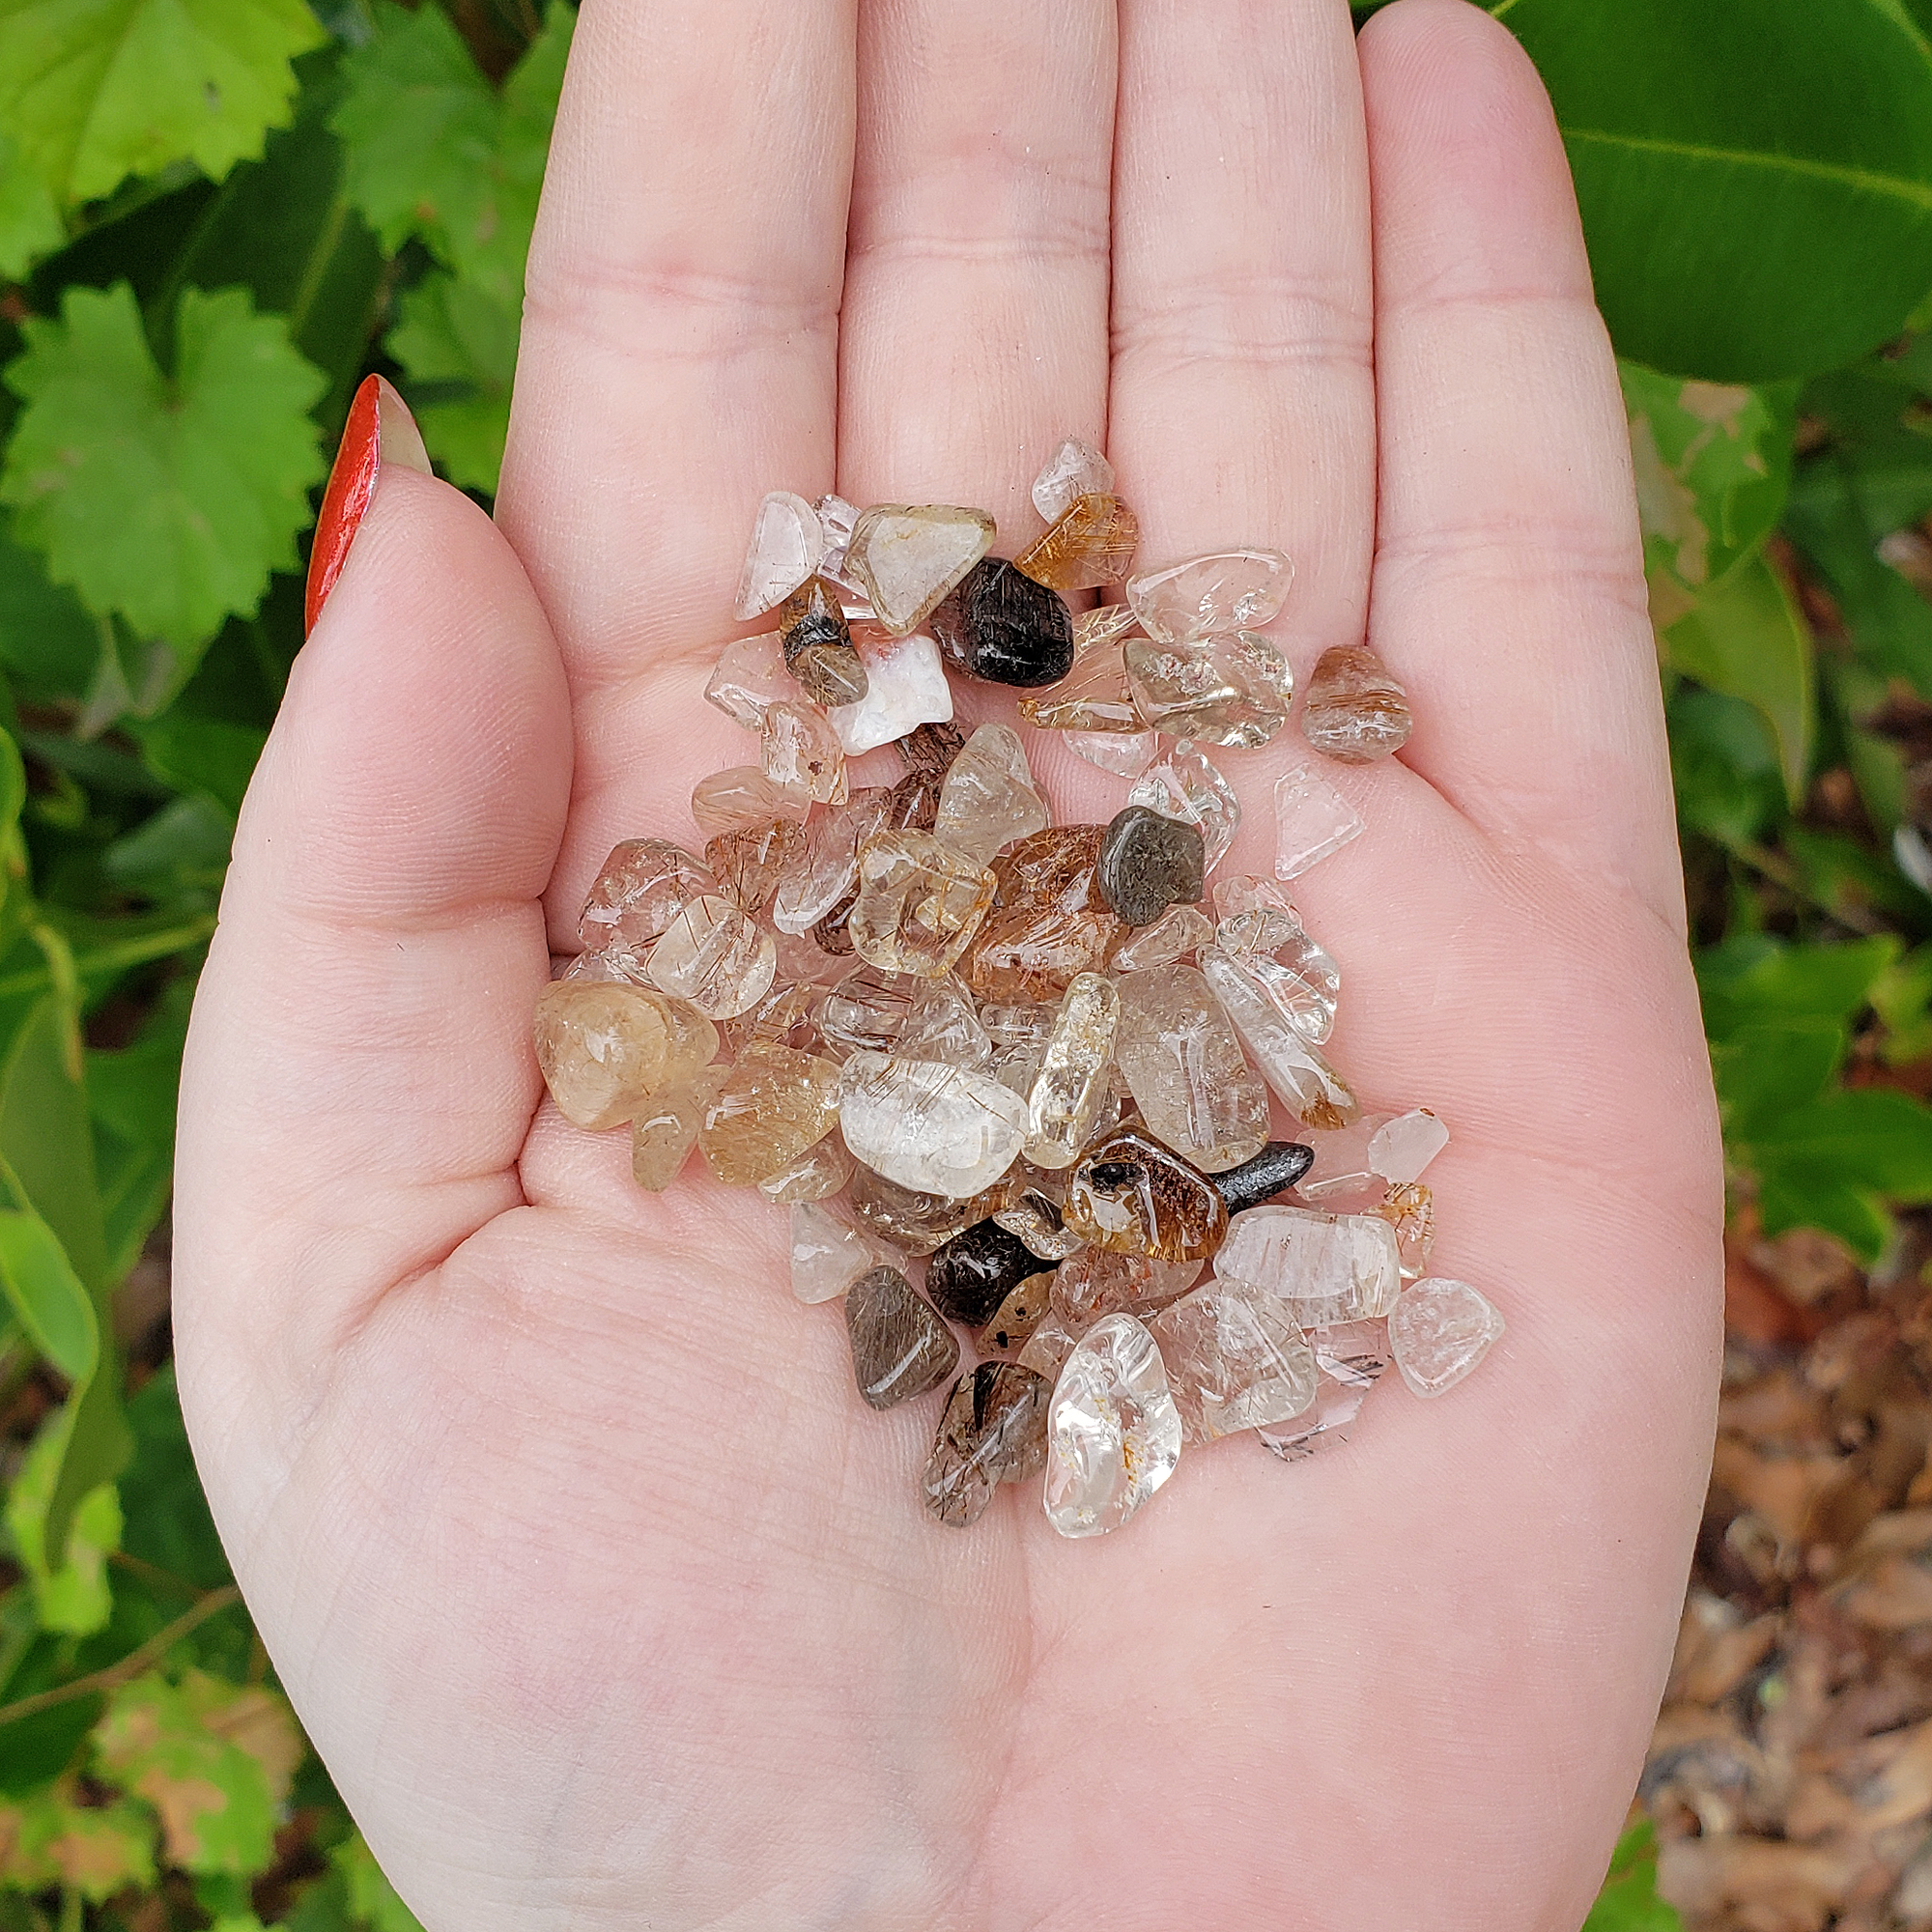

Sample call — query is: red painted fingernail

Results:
[303,374,433,636]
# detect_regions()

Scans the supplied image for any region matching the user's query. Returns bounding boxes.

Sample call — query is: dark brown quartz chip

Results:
[929,557,1076,688]
[925,1218,1057,1327]
[780,575,868,706]
[1095,805,1206,928]
[1214,1140,1316,1216]
[844,1265,960,1410]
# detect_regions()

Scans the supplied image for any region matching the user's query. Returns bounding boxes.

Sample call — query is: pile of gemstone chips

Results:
[532,436,1504,1539]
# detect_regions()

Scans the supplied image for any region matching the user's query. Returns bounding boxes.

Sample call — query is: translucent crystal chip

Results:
[705,818,806,916]
[1013,493,1140,592]
[923,1363,1052,1527]
[846,504,996,636]
[1301,643,1412,764]
[1031,435,1116,524]
[1023,972,1121,1170]
[734,490,823,619]
[845,1265,959,1408]
[846,831,996,979]
[1123,632,1292,749]
[817,963,989,1066]
[631,1063,731,1190]
[1072,601,1140,657]
[647,895,779,1019]
[1063,1125,1229,1263]
[1017,642,1143,734]
[838,1051,1029,1198]
[577,838,715,960]
[1369,1108,1449,1183]
[1125,549,1293,643]
[760,701,847,804]
[1107,904,1213,973]
[932,724,1050,868]
[1256,1321,1390,1461]
[772,789,894,934]
[1378,1180,1435,1279]
[532,980,719,1131]
[1065,727,1161,779]
[1216,1205,1401,1326]
[1199,947,1358,1128]
[1388,1278,1504,1397]
[1273,766,1364,880]
[691,766,812,838]
[698,1040,842,1186]
[756,1134,853,1204]
[815,493,862,588]
[846,1165,993,1257]
[1149,1278,1319,1441]
[1042,1313,1183,1539]
[827,629,952,755]
[1051,1245,1201,1326]
[791,1198,895,1303]
[1128,742,1240,870]
[1113,962,1269,1173]
[703,631,790,727]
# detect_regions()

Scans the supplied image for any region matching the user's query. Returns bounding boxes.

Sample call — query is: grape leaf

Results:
[0,1776,156,1900]
[0,281,325,680]
[334,1833,426,1932]
[0,0,325,212]
[5,1405,121,1636]
[384,269,518,492]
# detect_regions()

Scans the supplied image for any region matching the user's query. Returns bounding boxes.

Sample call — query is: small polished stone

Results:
[1013,493,1140,591]
[1064,1125,1230,1262]
[991,1179,1085,1260]
[761,701,848,804]
[1051,1244,1201,1325]
[691,766,812,838]
[1294,1116,1393,1212]
[817,963,989,1067]
[790,1199,895,1303]
[1073,601,1140,656]
[1301,643,1412,763]
[1095,806,1206,927]
[791,639,871,708]
[1024,972,1120,1170]
[1108,904,1213,973]
[780,576,868,705]
[1211,874,1301,955]
[1257,1321,1390,1462]
[1216,1205,1402,1325]
[631,1062,730,1189]
[897,719,967,775]
[1389,1278,1503,1398]
[1065,727,1161,779]
[1123,631,1292,748]
[1199,947,1359,1129]
[923,1364,1052,1527]
[884,764,945,832]
[847,831,996,978]
[772,789,894,935]
[1114,962,1269,1173]
[930,557,1076,688]
[698,1039,842,1185]
[704,631,791,727]
[1031,435,1115,524]
[1149,1279,1319,1441]
[1042,1313,1183,1538]
[827,629,952,754]
[1016,641,1142,733]
[846,1265,960,1410]
[1214,1141,1316,1216]
[963,824,1121,1003]
[756,1134,854,1204]
[980,1272,1057,1355]
[705,818,807,916]
[1017,1310,1084,1380]
[578,838,715,962]
[533,980,719,1131]
[847,504,996,635]
[814,492,861,587]
[735,490,823,619]
[1378,1180,1435,1279]
[1273,765,1364,879]
[648,894,778,1019]
[1370,1109,1449,1184]
[1128,743,1241,870]
[838,1051,1029,1198]
[931,724,1050,867]
[1125,549,1293,643]
[845,1166,993,1257]
[926,1218,1058,1326]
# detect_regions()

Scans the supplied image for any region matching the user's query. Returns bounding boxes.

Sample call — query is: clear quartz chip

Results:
[1017,642,1143,735]
[1216,1205,1402,1326]
[790,1198,895,1303]
[1023,972,1121,1170]
[1065,727,1161,779]
[847,831,996,978]
[1125,549,1293,643]
[578,838,715,962]
[703,632,790,727]
[1256,1321,1391,1461]
[1388,1278,1503,1397]
[1378,1180,1435,1279]
[1273,765,1364,879]
[647,895,779,1019]
[1199,947,1358,1129]
[1073,602,1140,657]
[1107,904,1213,973]
[838,1050,1029,1198]
[846,504,996,636]
[815,493,862,588]
[1369,1108,1449,1183]
[692,766,812,838]
[734,491,824,619]
[1042,1313,1183,1539]
[1113,962,1269,1173]
[760,702,848,804]
[772,789,894,935]
[1149,1277,1319,1441]
[1123,632,1292,748]
[828,630,952,754]
[932,724,1050,867]
[1301,643,1412,764]
[1128,742,1240,870]
[1031,435,1116,524]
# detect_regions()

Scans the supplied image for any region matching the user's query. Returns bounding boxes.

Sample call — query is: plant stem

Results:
[0,917,215,1005]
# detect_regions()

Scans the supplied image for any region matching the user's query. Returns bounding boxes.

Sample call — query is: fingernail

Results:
[303,375,433,635]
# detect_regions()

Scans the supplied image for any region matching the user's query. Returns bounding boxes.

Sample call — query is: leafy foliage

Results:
[1583,1822,1682,1931]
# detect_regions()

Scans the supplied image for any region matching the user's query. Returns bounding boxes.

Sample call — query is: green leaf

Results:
[333,1833,424,1932]
[385,269,518,492]
[94,1669,300,1877]
[1583,1823,1682,1932]
[1871,945,1932,1062]
[1496,0,1932,381]
[1667,686,1784,847]
[102,793,235,902]
[1625,362,1797,620]
[90,975,193,1282]
[0,281,326,678]
[1698,933,1899,1040]
[136,713,265,818]
[0,1208,97,1383]
[1785,462,1932,694]
[1711,1019,1844,1134]
[0,1776,156,1901]
[1661,552,1814,803]
[5,1405,120,1635]
[0,0,325,210]
[0,512,105,704]
[0,128,62,280]
[119,1367,230,1593]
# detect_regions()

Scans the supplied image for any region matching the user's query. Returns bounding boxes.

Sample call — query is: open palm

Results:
[173,0,1724,1923]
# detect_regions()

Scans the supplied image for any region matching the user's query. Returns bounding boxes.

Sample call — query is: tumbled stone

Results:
[648,894,778,1019]
[1211,874,1301,956]
[846,504,995,635]
[691,766,812,838]
[1017,1310,1084,1380]
[697,1040,841,1185]
[1074,601,1140,655]
[790,1198,895,1303]
[631,1062,730,1189]
[1042,1313,1183,1538]
[817,963,989,1067]
[578,838,715,963]
[1123,632,1291,748]
[931,723,1050,867]
[1031,435,1115,524]
[761,701,848,804]
[772,789,894,934]
[1096,806,1206,928]
[847,831,996,978]
[981,1001,1057,1095]
[845,1166,991,1257]
[1051,1244,1201,1325]
[705,631,791,728]
[756,1134,853,1204]
[845,1266,960,1409]
[838,1051,1029,1198]
[897,719,967,776]
[1216,1205,1401,1325]
[1065,1125,1229,1262]
[1378,1181,1435,1279]
[1016,641,1142,734]
[735,490,823,619]
[705,818,807,916]
[532,980,719,1131]
[1258,1320,1390,1461]
[926,1217,1056,1326]
[1065,727,1161,779]
[1370,1109,1449,1184]
[827,629,952,754]
[1125,549,1292,643]
[1214,1140,1316,1216]
[1199,947,1358,1129]
[815,492,862,588]
[1389,1278,1502,1397]
[1149,1279,1319,1441]
[1113,962,1269,1173]
[1128,743,1240,870]
[980,1272,1056,1356]
[930,557,1076,688]
[1294,1115,1393,1211]
[1023,972,1120,1170]
[1273,765,1364,879]
[1014,493,1140,592]
[771,924,843,989]
[780,576,868,706]
[923,1363,1052,1527]
[1108,904,1214,973]
[558,949,629,984]
[964,825,1121,1003]
[1301,643,1412,763]
[990,1182,1084,1261]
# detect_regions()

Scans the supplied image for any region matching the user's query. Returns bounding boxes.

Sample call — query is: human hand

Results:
[174,0,1724,1923]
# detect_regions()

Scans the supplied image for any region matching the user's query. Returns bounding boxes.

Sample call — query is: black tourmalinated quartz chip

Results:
[925,1218,1058,1326]
[1094,805,1207,926]
[930,557,1076,688]
[1213,1140,1316,1217]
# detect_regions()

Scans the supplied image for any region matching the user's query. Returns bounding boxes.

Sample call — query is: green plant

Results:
[0,0,1927,1923]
